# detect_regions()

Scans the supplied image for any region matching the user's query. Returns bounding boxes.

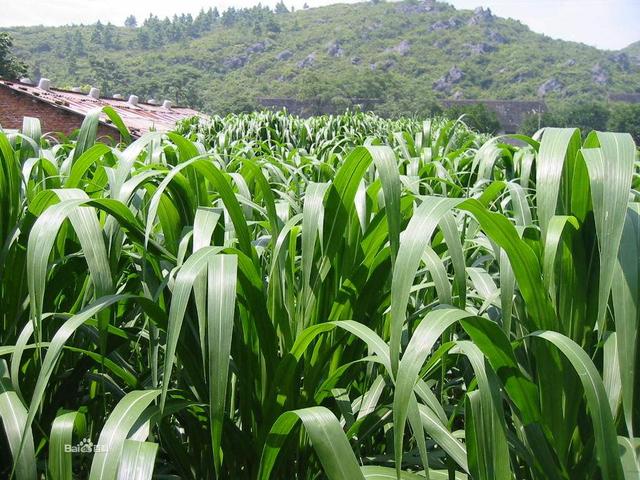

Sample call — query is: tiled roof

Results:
[0,79,203,137]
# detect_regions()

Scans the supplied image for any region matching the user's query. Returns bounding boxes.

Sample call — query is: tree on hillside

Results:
[89,56,125,95]
[71,30,86,56]
[608,103,640,143]
[103,23,120,49]
[0,33,27,80]
[519,101,610,136]
[275,1,289,14]
[137,29,150,49]
[125,15,138,28]
[562,102,610,133]
[444,103,501,134]
[90,21,104,44]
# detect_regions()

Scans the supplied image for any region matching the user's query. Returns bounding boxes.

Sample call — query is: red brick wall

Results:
[0,86,120,142]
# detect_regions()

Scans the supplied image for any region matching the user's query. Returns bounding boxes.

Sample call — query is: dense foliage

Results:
[519,101,640,142]
[442,103,501,134]
[0,32,27,80]
[0,110,639,480]
[3,0,640,114]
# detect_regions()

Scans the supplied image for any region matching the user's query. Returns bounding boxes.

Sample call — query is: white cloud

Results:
[2,0,638,50]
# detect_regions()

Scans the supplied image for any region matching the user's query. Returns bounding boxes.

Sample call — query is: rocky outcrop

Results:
[609,52,630,71]
[379,59,396,71]
[466,42,495,55]
[388,40,411,56]
[351,56,362,65]
[564,58,576,67]
[297,53,316,68]
[537,78,564,97]
[276,73,295,82]
[246,40,270,55]
[396,0,436,15]
[276,50,293,61]
[512,71,533,83]
[223,55,248,70]
[591,63,609,85]
[434,66,464,92]
[327,41,344,58]
[487,30,507,45]
[468,7,493,25]
[370,59,396,71]
[430,17,461,31]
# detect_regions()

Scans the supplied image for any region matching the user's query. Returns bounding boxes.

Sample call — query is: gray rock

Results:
[246,40,270,54]
[537,78,564,97]
[276,50,293,61]
[512,71,533,83]
[297,53,316,68]
[468,7,493,25]
[430,17,461,31]
[609,52,630,71]
[223,55,248,70]
[327,41,344,58]
[591,63,609,85]
[487,30,507,44]
[466,42,495,55]
[452,90,464,100]
[369,60,395,71]
[564,58,576,67]
[433,66,465,92]
[379,59,396,71]
[276,73,294,82]
[388,40,411,56]
[351,56,362,65]
[396,0,435,15]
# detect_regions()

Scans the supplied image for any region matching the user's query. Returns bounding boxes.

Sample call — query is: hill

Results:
[624,41,640,58]
[3,0,640,115]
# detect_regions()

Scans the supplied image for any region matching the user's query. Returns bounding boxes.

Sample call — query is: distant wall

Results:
[441,99,547,133]
[0,85,119,139]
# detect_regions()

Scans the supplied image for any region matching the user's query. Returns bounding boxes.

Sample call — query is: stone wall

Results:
[441,99,546,133]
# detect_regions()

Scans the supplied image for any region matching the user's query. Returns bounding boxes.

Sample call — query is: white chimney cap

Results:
[38,78,51,91]
[88,87,100,99]
[162,100,172,110]
[112,93,123,99]
[128,95,139,106]
[20,77,33,85]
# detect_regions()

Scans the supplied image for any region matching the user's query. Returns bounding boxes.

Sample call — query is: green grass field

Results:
[0,110,638,479]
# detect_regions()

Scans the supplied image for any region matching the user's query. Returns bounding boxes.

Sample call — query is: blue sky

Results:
[2,0,638,50]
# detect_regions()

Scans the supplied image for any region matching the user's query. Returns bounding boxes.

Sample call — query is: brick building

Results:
[0,78,203,139]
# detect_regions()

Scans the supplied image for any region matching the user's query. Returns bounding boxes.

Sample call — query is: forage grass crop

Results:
[0,108,638,479]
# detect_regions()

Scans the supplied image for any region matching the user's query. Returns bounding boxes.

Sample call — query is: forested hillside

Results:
[3,0,640,114]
